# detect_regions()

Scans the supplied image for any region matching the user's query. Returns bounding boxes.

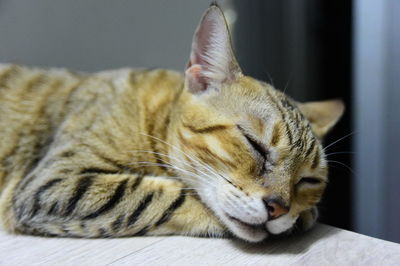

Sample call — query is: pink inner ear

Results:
[186,64,208,93]
[188,64,202,77]
[187,8,224,74]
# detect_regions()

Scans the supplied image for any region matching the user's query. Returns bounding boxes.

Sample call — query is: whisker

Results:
[129,150,211,179]
[283,78,291,94]
[130,157,219,197]
[136,133,243,194]
[264,68,275,87]
[137,133,235,186]
[131,161,216,188]
[139,133,220,177]
[131,161,197,179]
[325,151,355,157]
[323,132,356,151]
[129,149,202,176]
[327,160,355,175]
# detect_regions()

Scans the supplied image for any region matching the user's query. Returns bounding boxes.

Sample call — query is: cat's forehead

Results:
[235,82,323,165]
[225,77,304,125]
[212,75,322,159]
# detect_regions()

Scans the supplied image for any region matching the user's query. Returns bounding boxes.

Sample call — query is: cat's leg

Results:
[5,170,225,238]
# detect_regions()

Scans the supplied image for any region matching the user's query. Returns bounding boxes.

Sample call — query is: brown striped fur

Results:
[0,4,344,242]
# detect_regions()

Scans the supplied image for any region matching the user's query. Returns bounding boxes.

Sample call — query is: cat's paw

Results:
[265,214,298,235]
[265,207,318,236]
[296,207,319,232]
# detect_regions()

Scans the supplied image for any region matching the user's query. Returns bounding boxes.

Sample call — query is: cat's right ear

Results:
[298,99,345,139]
[185,4,242,94]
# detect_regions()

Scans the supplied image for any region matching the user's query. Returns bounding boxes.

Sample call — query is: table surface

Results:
[0,224,399,266]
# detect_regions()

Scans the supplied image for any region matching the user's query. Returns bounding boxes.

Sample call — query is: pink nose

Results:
[263,196,289,219]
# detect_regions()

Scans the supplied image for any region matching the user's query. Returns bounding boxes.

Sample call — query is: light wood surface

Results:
[0,224,399,265]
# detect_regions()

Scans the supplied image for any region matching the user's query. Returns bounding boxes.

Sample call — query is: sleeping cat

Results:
[0,3,343,242]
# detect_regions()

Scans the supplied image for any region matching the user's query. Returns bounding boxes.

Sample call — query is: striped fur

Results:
[0,65,222,238]
[0,4,343,242]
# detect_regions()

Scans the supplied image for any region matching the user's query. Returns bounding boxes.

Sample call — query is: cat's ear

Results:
[185,4,241,94]
[298,99,345,138]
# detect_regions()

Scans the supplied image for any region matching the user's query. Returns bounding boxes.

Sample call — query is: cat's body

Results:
[0,65,224,237]
[0,4,344,242]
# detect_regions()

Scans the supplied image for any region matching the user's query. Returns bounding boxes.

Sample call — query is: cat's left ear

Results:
[298,99,345,138]
[185,4,242,94]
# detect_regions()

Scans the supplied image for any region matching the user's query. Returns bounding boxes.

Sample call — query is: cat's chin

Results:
[221,213,268,242]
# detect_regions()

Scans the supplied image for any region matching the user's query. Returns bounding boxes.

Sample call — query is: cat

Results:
[0,3,344,242]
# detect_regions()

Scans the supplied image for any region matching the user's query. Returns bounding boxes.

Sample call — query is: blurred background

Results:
[0,0,399,243]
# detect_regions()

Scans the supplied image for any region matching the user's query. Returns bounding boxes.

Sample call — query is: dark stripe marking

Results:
[59,169,73,174]
[305,139,316,158]
[311,149,320,169]
[131,173,144,191]
[24,74,45,92]
[64,175,95,216]
[270,122,282,146]
[60,151,75,158]
[79,167,119,175]
[183,123,229,134]
[134,226,149,236]
[0,65,18,88]
[127,193,154,226]
[155,191,186,227]
[111,215,125,232]
[285,123,293,146]
[30,178,63,217]
[83,179,128,220]
[98,228,108,237]
[80,222,86,230]
[47,202,59,215]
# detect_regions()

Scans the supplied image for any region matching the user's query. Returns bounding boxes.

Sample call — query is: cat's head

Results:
[170,4,344,242]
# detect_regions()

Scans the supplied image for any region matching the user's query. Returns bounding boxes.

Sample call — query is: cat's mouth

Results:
[223,213,297,242]
[227,215,264,230]
[223,213,268,242]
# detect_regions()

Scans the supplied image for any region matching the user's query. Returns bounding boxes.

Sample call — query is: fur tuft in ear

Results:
[185,5,241,94]
[298,99,345,138]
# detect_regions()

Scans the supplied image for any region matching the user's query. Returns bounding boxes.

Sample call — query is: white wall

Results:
[353,0,400,242]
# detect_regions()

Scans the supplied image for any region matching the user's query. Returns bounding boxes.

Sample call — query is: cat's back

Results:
[0,64,86,138]
[0,64,183,189]
[0,64,183,127]
[0,64,83,117]
[0,64,85,188]
[0,64,184,118]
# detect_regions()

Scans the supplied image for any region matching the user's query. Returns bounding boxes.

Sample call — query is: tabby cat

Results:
[0,4,344,242]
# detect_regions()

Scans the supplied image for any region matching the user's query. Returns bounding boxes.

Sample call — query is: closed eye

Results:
[297,177,323,185]
[237,125,270,174]
[243,134,267,160]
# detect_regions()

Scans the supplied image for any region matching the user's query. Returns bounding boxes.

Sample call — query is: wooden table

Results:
[0,224,399,265]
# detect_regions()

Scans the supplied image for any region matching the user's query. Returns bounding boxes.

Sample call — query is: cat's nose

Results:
[263,196,289,220]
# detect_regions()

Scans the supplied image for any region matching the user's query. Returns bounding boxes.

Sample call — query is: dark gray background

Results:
[0,0,212,71]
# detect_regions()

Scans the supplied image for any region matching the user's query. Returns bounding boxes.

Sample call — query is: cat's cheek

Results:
[266,215,298,235]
